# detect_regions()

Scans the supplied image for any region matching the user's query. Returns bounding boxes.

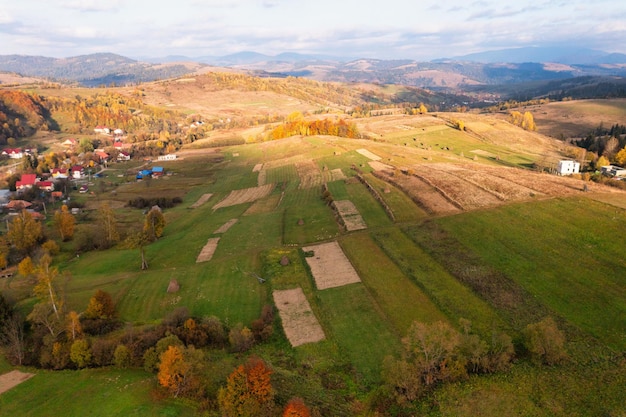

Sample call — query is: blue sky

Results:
[1,0,625,60]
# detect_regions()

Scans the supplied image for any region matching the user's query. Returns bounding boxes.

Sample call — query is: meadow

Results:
[2,113,626,416]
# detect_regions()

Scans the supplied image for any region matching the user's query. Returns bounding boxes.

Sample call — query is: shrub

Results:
[523,316,567,365]
[114,344,132,368]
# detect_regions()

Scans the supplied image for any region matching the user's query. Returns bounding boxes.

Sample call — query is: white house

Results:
[557,160,580,175]
[601,165,626,177]
[157,154,177,161]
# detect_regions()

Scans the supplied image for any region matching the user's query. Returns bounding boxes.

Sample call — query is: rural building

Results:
[557,160,580,175]
[36,181,54,192]
[51,168,69,179]
[16,174,37,190]
[2,148,24,159]
[157,154,177,161]
[61,138,77,147]
[71,165,84,179]
[136,169,152,180]
[117,151,131,161]
[94,126,110,134]
[600,165,626,177]
[152,166,164,177]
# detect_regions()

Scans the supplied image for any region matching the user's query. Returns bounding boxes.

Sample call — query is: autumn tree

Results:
[98,202,120,247]
[616,146,626,166]
[144,205,166,241]
[157,345,203,398]
[18,256,35,277]
[66,310,82,341]
[7,209,43,254]
[54,205,76,241]
[218,357,275,417]
[33,254,62,319]
[283,398,311,417]
[595,155,610,169]
[70,338,92,368]
[523,316,567,365]
[84,289,115,320]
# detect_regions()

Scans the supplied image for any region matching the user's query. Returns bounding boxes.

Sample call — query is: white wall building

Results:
[557,160,580,175]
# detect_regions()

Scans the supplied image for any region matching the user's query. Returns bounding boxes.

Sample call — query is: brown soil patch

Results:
[356,148,382,160]
[196,237,220,263]
[273,288,325,347]
[244,193,282,215]
[329,168,346,181]
[190,193,213,208]
[253,163,263,172]
[257,169,267,186]
[214,219,238,234]
[0,370,35,395]
[333,200,367,231]
[368,160,393,171]
[301,241,361,289]
[295,160,322,189]
[213,184,274,209]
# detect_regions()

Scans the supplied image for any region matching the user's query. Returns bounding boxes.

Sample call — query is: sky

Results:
[1,0,626,61]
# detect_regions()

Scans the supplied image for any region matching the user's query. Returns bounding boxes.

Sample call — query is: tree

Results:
[7,209,43,254]
[70,338,92,368]
[98,202,119,246]
[521,111,537,131]
[66,310,82,341]
[54,205,76,241]
[33,254,62,319]
[157,345,203,398]
[218,357,275,417]
[283,397,311,417]
[523,316,567,365]
[18,256,35,277]
[595,155,610,170]
[124,230,151,270]
[418,103,428,114]
[143,205,166,241]
[113,344,131,368]
[84,289,115,319]
[615,146,626,166]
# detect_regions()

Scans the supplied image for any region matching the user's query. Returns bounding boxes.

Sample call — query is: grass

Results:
[437,197,626,350]
[0,368,196,417]
[339,233,448,334]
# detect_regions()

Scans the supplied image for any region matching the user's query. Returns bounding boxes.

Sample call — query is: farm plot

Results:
[273,287,325,347]
[332,200,367,231]
[295,160,323,189]
[190,193,213,208]
[375,170,460,215]
[368,160,393,171]
[212,183,274,210]
[410,165,503,210]
[356,148,382,160]
[196,237,220,263]
[0,371,35,395]
[214,219,238,234]
[301,241,361,290]
[325,168,346,181]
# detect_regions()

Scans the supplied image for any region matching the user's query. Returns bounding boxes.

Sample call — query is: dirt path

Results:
[0,370,35,395]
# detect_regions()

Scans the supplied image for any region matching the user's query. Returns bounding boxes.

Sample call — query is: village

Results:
[0,125,177,222]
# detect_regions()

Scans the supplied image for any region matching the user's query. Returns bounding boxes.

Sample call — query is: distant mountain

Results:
[0,53,205,86]
[447,46,626,65]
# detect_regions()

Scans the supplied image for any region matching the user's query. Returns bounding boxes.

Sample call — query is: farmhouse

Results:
[601,165,626,177]
[51,168,69,179]
[36,181,54,192]
[151,166,164,177]
[557,160,580,175]
[61,138,77,147]
[157,154,177,161]
[15,174,37,190]
[71,165,84,179]
[117,151,131,161]
[94,126,110,134]
[2,148,24,159]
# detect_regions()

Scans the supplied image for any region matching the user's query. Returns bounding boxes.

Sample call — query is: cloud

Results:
[61,0,122,12]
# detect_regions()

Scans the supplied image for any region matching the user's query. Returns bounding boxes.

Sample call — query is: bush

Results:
[523,316,567,365]
[113,344,132,368]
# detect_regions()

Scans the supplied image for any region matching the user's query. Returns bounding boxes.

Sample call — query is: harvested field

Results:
[369,160,393,171]
[411,165,503,210]
[213,183,274,209]
[295,160,322,189]
[0,370,35,395]
[196,237,220,263]
[330,168,346,181]
[273,287,325,347]
[244,193,282,215]
[214,219,238,234]
[376,170,460,215]
[302,241,361,289]
[253,163,263,172]
[356,148,382,160]
[190,193,213,208]
[257,169,267,186]
[333,200,367,231]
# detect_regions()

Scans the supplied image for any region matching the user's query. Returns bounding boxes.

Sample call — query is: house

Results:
[157,154,177,161]
[61,138,77,147]
[117,151,131,161]
[136,169,152,180]
[5,200,32,211]
[2,148,24,159]
[94,126,110,135]
[36,181,54,192]
[601,165,626,177]
[51,168,69,179]
[94,150,109,162]
[113,128,124,136]
[557,160,580,175]
[16,174,37,190]
[71,165,84,179]
[79,185,89,193]
[152,166,164,177]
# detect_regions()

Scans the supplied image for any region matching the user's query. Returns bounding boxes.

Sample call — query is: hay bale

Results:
[297,218,305,226]
[280,255,290,266]
[167,279,180,293]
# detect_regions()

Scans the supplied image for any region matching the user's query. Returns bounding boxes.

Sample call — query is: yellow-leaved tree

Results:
[54,205,75,241]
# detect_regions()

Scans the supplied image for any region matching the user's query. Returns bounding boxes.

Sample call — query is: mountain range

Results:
[1,47,625,95]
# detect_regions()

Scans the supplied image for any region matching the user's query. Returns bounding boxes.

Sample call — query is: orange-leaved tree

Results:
[157,345,192,397]
[283,397,311,417]
[218,356,274,417]
[54,205,76,241]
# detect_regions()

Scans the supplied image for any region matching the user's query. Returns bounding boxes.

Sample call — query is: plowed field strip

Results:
[273,288,325,347]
